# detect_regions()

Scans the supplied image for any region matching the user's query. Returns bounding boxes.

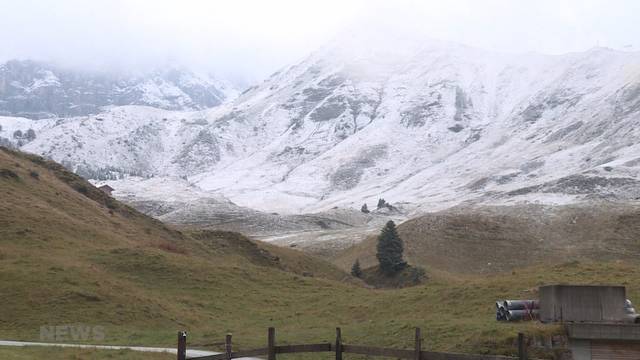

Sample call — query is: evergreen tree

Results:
[360,203,370,213]
[376,220,406,275]
[377,198,387,209]
[351,259,363,278]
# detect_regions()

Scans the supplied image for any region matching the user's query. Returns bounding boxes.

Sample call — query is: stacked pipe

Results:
[496,300,539,322]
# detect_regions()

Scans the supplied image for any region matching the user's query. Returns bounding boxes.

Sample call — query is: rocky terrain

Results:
[0,60,237,119]
[103,176,402,255]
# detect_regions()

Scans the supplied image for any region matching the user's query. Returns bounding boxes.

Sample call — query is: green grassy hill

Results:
[0,147,352,347]
[2,147,640,360]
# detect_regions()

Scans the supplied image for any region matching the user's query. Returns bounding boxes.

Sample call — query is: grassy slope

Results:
[2,147,640,359]
[187,229,353,283]
[0,147,352,346]
[334,204,640,274]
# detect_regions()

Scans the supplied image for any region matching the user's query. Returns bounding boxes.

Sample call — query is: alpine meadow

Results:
[1,1,640,359]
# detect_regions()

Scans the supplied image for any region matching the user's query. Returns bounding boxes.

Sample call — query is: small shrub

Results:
[0,168,20,180]
[25,129,36,141]
[29,170,39,179]
[73,183,89,195]
[408,266,426,285]
[376,198,396,211]
[105,198,117,210]
[351,259,363,278]
[361,203,370,213]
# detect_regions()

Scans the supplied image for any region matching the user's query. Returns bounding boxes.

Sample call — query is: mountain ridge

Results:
[0,59,238,119]
[2,36,639,214]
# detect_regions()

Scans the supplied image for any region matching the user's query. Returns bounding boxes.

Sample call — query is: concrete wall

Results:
[540,285,627,323]
[567,323,640,340]
[568,339,591,360]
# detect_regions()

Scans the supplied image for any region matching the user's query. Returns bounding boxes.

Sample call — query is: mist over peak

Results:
[2,0,638,83]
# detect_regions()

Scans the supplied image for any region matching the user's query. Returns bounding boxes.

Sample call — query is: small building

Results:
[567,323,640,359]
[539,285,640,360]
[540,285,627,323]
[98,184,114,196]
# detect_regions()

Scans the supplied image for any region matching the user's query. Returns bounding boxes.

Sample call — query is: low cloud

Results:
[0,0,637,82]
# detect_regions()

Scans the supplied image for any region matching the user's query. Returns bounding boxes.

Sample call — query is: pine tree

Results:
[376,220,406,275]
[361,203,370,213]
[377,198,387,209]
[351,259,363,278]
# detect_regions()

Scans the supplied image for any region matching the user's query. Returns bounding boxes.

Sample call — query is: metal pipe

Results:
[506,310,539,321]
[503,300,539,311]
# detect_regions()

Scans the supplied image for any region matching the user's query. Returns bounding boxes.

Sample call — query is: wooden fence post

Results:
[518,332,526,360]
[268,327,276,360]
[177,331,187,360]
[414,328,422,360]
[335,327,342,360]
[226,333,233,360]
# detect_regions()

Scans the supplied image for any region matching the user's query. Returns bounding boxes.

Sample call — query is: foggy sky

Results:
[1,0,638,82]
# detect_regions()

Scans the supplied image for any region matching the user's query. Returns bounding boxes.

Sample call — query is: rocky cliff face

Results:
[0,60,237,119]
[6,34,640,213]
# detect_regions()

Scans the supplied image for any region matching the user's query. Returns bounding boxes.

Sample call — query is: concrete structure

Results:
[539,285,640,359]
[567,323,640,340]
[540,285,627,323]
[567,323,640,360]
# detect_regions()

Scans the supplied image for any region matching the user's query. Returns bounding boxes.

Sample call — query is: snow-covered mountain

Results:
[5,33,640,214]
[0,60,238,119]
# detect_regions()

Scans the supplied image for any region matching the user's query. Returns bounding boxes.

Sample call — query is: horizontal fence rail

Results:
[178,327,529,360]
[342,344,415,359]
[277,344,333,354]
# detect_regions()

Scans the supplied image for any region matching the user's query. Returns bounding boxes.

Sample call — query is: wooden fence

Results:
[177,328,530,360]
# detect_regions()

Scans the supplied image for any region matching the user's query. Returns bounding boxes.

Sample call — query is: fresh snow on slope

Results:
[0,60,238,119]
[6,34,640,214]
